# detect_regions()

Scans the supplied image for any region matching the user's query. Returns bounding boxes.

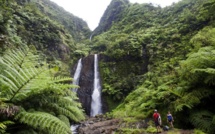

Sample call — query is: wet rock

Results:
[72,54,108,116]
[78,116,120,134]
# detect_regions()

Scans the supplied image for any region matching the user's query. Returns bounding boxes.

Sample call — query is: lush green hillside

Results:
[0,0,89,133]
[33,0,91,42]
[88,0,215,133]
[0,0,91,68]
[1,0,215,133]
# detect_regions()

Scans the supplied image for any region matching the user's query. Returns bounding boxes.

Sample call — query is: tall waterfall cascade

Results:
[90,54,102,116]
[72,58,82,92]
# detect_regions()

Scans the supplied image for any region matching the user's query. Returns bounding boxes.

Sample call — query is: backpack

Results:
[163,125,169,131]
[158,114,162,125]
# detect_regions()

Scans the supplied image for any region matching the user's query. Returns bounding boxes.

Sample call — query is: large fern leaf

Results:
[0,45,85,133]
[15,111,72,134]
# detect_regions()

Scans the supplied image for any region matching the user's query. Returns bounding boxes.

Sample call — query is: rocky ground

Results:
[75,115,195,134]
[77,115,120,134]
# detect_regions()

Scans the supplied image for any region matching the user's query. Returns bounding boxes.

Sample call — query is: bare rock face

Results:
[72,54,108,116]
[77,55,94,115]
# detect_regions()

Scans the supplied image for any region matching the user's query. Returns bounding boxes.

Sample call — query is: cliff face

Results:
[93,0,129,36]
[76,55,94,115]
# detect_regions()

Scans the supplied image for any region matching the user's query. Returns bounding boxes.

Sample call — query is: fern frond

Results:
[47,103,83,122]
[192,68,215,85]
[0,120,14,126]
[58,115,70,127]
[174,87,214,111]
[67,106,85,120]
[0,120,14,132]
[47,96,80,107]
[190,110,215,133]
[0,56,47,101]
[2,46,41,69]
[17,91,84,123]
[174,93,199,111]
[51,76,73,83]
[15,111,72,134]
[16,129,38,134]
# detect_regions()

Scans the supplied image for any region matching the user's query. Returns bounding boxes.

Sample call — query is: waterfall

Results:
[90,34,93,41]
[72,58,82,92]
[70,125,79,134]
[90,54,102,116]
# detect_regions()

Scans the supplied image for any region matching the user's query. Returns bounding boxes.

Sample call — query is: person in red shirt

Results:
[153,109,162,133]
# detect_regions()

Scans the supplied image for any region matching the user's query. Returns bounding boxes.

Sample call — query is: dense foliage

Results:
[87,0,215,133]
[1,0,215,133]
[0,0,91,69]
[0,45,85,133]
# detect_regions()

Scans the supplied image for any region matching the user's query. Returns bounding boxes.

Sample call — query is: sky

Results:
[50,0,181,30]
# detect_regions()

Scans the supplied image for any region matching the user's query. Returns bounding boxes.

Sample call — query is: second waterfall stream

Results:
[90,54,102,116]
[72,54,102,117]
[72,58,82,92]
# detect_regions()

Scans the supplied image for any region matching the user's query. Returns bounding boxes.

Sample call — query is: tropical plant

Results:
[0,45,85,134]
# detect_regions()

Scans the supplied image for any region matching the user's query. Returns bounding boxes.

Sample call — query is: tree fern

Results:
[190,110,215,133]
[172,87,214,111]
[15,111,72,134]
[17,90,85,122]
[0,45,85,133]
[171,46,215,110]
[192,68,215,85]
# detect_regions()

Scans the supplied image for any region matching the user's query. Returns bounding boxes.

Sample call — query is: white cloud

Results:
[50,0,180,30]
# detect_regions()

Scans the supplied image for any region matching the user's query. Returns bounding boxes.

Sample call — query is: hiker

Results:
[153,109,162,133]
[167,111,174,128]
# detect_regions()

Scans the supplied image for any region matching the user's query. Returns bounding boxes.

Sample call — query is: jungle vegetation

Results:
[89,0,215,133]
[0,45,85,133]
[1,0,215,133]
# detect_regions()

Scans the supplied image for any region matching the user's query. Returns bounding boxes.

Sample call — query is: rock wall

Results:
[77,55,94,115]
[72,54,107,116]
